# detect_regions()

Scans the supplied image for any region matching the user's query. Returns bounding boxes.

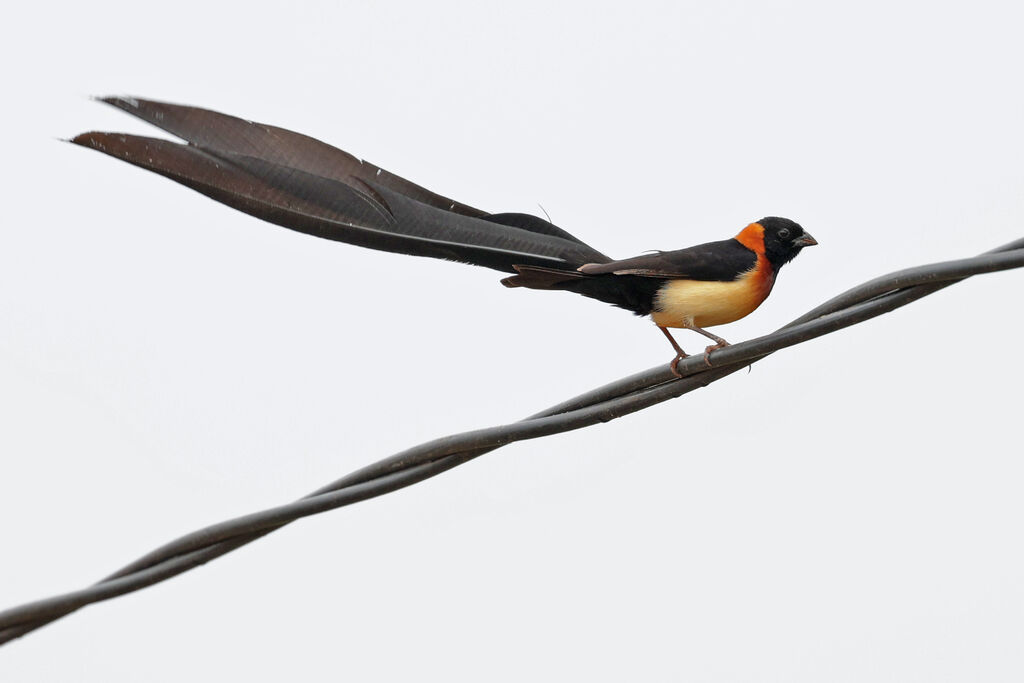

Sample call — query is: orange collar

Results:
[734,222,766,254]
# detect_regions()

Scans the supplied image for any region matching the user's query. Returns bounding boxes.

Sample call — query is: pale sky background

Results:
[2,1,1023,680]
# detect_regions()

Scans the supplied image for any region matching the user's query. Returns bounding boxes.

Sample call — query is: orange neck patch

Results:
[734,222,766,254]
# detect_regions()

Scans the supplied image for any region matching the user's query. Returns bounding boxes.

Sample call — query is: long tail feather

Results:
[72,97,611,273]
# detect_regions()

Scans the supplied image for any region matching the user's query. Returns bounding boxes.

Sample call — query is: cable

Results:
[2,237,1022,644]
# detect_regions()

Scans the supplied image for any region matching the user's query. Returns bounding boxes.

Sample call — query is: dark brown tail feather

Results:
[502,265,662,317]
[501,264,589,289]
[72,98,612,274]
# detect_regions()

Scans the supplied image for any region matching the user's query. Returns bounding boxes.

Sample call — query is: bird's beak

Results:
[795,233,818,247]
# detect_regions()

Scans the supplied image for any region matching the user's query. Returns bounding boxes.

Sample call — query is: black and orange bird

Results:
[72,98,818,374]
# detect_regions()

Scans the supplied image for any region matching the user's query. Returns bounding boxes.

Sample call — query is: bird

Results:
[71,97,818,375]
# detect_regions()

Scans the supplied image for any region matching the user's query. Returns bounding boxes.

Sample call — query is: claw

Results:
[669,353,689,377]
[702,342,728,368]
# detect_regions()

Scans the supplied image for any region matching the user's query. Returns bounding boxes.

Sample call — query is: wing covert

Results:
[578,239,757,281]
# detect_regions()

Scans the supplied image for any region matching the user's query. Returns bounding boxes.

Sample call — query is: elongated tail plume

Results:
[71,97,611,273]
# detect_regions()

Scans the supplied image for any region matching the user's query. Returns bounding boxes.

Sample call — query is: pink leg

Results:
[682,323,730,367]
[659,326,689,377]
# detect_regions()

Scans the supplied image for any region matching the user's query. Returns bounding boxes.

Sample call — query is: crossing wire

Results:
[1,236,1022,645]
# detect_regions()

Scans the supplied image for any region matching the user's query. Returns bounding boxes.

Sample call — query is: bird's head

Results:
[757,216,817,269]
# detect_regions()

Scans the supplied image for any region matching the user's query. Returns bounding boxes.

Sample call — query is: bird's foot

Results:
[703,342,729,368]
[669,353,689,378]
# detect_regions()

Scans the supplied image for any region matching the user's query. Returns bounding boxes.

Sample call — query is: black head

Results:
[758,217,817,269]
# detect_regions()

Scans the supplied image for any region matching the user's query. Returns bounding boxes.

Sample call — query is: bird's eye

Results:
[777,228,791,240]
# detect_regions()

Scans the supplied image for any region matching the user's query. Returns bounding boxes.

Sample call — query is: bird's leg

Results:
[659,326,689,377]
[682,323,730,367]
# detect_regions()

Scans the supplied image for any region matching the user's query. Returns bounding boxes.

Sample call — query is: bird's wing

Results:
[577,239,757,281]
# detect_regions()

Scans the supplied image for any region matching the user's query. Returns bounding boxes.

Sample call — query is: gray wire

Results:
[1,238,1022,645]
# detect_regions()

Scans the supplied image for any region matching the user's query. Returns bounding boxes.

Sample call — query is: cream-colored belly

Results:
[650,269,774,328]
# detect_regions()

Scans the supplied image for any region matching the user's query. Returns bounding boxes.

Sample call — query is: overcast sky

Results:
[3,1,1023,680]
